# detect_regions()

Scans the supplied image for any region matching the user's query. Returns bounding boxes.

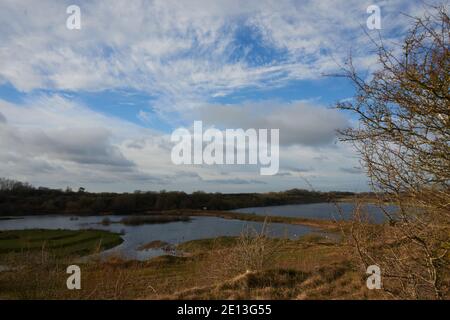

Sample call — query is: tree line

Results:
[0,178,353,215]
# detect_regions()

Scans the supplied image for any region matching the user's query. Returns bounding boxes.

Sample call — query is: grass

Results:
[137,240,172,251]
[0,229,123,257]
[163,235,380,300]
[177,236,239,253]
[0,230,383,299]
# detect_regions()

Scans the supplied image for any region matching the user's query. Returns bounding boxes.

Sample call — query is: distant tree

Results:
[110,194,136,214]
[0,178,34,192]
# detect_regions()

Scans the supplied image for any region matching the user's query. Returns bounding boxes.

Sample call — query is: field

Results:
[0,229,123,257]
[0,229,381,299]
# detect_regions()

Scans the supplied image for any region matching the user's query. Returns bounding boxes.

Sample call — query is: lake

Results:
[0,202,396,260]
[233,202,397,223]
[0,214,319,260]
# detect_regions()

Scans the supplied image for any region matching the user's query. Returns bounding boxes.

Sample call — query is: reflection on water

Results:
[233,202,397,223]
[0,215,318,260]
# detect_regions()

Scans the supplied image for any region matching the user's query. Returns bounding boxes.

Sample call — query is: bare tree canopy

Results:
[336,5,449,299]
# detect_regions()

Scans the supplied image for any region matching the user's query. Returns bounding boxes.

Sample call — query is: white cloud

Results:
[0,95,165,190]
[0,0,433,192]
[0,111,6,124]
[0,94,367,192]
[194,101,349,146]
[0,0,433,114]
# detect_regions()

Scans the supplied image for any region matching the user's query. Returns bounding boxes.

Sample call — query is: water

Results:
[233,202,397,223]
[0,215,318,260]
[0,202,397,261]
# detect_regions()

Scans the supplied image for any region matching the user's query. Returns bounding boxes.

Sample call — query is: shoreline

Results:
[0,208,345,231]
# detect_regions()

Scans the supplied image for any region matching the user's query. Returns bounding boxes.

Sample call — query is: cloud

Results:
[0,111,6,124]
[195,101,349,146]
[0,0,431,115]
[0,94,369,192]
[2,0,427,192]
[125,140,146,150]
[277,166,313,176]
[25,128,135,167]
[0,95,168,190]
[0,96,140,169]
[0,102,136,169]
[138,110,151,123]
[340,167,363,174]
[204,178,266,185]
[0,97,370,192]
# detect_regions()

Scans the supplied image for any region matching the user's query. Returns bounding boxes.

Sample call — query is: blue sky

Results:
[0,75,356,132]
[0,0,436,192]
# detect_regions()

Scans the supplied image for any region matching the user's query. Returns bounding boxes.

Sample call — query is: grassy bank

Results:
[158,209,343,230]
[0,229,123,257]
[119,215,190,226]
[0,232,380,299]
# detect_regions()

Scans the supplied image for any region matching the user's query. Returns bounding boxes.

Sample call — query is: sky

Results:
[0,0,441,193]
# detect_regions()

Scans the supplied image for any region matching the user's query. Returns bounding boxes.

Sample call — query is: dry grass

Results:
[0,229,383,300]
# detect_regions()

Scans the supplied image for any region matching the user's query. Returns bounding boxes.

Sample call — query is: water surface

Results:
[233,202,397,223]
[0,215,317,260]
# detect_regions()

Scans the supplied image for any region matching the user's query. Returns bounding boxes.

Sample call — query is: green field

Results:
[0,229,123,257]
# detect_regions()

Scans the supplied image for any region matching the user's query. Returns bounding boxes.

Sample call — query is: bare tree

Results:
[0,178,34,192]
[335,5,449,299]
[222,219,285,277]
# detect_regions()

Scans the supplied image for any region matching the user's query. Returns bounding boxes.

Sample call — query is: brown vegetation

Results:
[120,215,190,225]
[0,232,379,300]
[335,5,449,299]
